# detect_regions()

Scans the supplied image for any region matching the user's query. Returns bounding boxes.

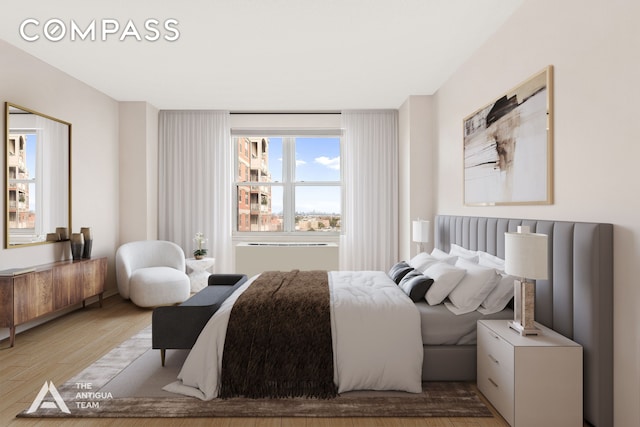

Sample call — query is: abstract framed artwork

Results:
[463,66,553,206]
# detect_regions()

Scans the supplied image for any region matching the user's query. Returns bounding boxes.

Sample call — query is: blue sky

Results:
[26,134,36,176]
[294,137,340,182]
[267,137,341,215]
[267,137,340,182]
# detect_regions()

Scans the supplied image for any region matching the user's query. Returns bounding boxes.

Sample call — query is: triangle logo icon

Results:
[26,381,71,414]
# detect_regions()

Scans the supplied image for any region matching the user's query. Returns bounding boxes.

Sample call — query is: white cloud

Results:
[315,156,340,170]
[296,159,307,166]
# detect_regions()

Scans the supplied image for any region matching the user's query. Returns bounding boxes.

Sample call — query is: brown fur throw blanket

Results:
[219,270,337,399]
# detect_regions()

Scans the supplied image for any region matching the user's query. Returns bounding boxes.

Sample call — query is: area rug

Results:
[18,326,492,418]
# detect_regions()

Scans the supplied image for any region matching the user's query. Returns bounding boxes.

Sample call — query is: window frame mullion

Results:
[283,137,296,233]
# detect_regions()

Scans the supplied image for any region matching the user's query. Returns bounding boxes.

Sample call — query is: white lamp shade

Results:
[412,220,430,243]
[504,230,548,280]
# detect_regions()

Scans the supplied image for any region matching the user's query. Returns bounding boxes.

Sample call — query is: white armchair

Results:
[115,240,191,307]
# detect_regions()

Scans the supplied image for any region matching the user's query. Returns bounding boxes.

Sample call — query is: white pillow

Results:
[478,251,505,270]
[430,248,458,265]
[445,258,500,315]
[478,273,516,315]
[424,262,467,305]
[475,251,514,314]
[449,244,480,263]
[408,252,440,273]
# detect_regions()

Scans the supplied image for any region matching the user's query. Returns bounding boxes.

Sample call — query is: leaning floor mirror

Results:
[5,102,71,248]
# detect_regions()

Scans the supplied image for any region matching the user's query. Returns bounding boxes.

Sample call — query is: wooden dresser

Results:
[0,257,107,347]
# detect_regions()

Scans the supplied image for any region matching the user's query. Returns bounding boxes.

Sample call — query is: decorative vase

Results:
[56,227,69,240]
[70,233,84,260]
[80,227,93,258]
[195,255,203,260]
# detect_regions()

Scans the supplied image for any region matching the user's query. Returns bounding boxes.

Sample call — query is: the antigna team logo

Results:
[27,381,71,414]
[27,381,114,413]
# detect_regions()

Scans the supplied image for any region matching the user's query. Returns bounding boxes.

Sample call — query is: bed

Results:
[165,270,424,399]
[165,214,613,427]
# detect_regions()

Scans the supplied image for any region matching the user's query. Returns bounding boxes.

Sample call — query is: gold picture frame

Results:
[463,65,553,206]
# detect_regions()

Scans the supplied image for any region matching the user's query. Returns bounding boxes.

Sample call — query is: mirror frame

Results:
[5,102,72,248]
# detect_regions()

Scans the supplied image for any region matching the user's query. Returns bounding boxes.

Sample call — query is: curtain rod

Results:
[230,111,341,115]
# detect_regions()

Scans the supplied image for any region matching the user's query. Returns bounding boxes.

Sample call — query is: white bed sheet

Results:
[163,271,423,400]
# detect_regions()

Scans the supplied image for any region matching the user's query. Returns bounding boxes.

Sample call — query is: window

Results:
[234,135,341,233]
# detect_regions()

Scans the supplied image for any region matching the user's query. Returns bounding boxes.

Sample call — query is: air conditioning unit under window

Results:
[235,242,339,277]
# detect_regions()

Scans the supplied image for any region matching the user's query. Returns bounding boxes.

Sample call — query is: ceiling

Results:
[0,0,524,111]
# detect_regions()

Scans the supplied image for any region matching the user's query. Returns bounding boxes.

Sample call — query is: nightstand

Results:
[477,319,582,427]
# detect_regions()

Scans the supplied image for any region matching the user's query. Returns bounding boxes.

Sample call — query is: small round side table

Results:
[185,257,215,293]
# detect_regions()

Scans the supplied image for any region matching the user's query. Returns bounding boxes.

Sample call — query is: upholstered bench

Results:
[152,273,248,366]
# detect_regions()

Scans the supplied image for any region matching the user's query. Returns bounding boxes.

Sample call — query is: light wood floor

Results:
[0,295,510,427]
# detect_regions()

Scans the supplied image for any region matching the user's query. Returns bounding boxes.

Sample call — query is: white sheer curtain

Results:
[340,110,398,271]
[158,111,233,273]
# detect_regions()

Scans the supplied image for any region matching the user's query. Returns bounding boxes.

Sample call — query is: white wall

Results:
[398,96,435,261]
[229,113,341,130]
[118,101,159,243]
[433,1,639,425]
[145,104,159,239]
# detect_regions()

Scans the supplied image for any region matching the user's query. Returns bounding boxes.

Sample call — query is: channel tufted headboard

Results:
[434,215,613,427]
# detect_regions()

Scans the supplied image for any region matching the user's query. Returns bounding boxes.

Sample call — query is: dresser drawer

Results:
[477,322,515,425]
[478,359,514,425]
[477,322,514,371]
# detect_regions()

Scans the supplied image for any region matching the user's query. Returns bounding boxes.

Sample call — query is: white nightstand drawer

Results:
[477,322,514,371]
[479,349,513,388]
[478,366,514,424]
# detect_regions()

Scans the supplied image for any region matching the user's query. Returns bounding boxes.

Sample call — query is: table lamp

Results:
[412,219,430,253]
[504,226,548,336]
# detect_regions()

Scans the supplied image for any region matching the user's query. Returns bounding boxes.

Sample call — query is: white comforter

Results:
[163,271,423,400]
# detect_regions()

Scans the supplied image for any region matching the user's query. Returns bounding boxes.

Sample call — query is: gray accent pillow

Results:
[388,261,414,284]
[398,270,434,302]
